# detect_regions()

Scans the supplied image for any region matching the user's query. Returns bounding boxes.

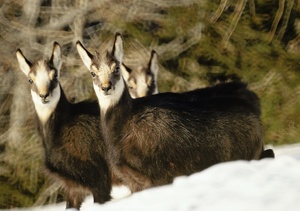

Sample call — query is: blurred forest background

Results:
[0,0,300,208]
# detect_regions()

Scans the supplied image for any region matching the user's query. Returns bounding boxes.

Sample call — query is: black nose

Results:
[40,93,49,99]
[101,85,112,92]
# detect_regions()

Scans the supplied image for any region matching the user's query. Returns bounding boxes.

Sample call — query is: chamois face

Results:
[122,50,159,98]
[16,43,62,123]
[76,33,125,113]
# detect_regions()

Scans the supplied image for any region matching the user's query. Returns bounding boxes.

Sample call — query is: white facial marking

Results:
[35,61,52,95]
[135,73,148,98]
[95,78,125,115]
[31,84,60,124]
[31,61,60,124]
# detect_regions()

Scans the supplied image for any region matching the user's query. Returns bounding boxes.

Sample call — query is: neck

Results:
[95,78,129,116]
[100,80,132,146]
[31,84,67,126]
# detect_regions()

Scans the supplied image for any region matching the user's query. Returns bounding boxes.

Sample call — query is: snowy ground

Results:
[3,143,300,211]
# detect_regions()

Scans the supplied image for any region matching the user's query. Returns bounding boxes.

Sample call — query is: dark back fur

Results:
[156,82,274,158]
[158,82,261,116]
[140,82,274,158]
[102,86,264,192]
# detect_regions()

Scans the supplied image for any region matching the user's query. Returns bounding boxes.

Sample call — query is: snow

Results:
[2,143,300,211]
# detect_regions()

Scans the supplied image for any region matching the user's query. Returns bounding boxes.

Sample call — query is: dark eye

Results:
[91,72,96,77]
[150,80,155,87]
[53,74,58,80]
[28,78,33,84]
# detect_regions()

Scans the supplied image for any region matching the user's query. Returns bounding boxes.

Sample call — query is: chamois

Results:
[76,33,265,193]
[146,85,274,158]
[121,50,159,98]
[124,49,273,158]
[122,49,260,114]
[16,43,111,210]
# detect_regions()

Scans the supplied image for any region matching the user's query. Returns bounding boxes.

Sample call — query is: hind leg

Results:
[65,189,85,210]
[260,149,275,159]
[90,173,112,204]
[92,189,112,204]
[91,182,112,204]
[118,165,153,192]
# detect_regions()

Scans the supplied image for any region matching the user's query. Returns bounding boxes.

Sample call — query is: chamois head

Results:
[122,50,159,98]
[16,42,62,123]
[76,33,125,113]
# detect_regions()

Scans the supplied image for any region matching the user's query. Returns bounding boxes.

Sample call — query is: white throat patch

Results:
[31,84,61,124]
[94,79,125,116]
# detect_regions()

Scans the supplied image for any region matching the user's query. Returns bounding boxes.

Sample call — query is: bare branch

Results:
[220,0,247,49]
[209,0,228,24]
[267,0,286,43]
[277,0,295,41]
[248,0,256,20]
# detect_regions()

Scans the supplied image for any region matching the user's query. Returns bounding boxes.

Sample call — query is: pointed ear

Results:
[121,63,132,81]
[112,33,123,64]
[50,42,62,76]
[149,50,159,80]
[76,40,94,70]
[16,49,32,76]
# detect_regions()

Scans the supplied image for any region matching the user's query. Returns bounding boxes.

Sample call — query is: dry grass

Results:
[0,0,207,207]
[0,0,300,208]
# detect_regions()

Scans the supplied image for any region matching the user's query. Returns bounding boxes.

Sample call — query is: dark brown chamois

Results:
[145,83,274,159]
[76,33,265,193]
[121,50,159,98]
[124,48,273,158]
[16,43,111,210]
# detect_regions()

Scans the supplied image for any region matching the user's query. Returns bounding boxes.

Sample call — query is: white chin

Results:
[102,92,111,96]
[41,100,50,104]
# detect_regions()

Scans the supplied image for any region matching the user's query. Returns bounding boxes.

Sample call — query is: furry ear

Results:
[121,63,132,82]
[149,50,159,80]
[50,42,62,77]
[76,40,94,70]
[112,33,123,64]
[16,49,32,76]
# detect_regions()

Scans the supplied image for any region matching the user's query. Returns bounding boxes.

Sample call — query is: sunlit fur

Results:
[93,75,125,115]
[29,61,61,125]
[16,43,112,210]
[78,33,265,193]
[121,50,272,158]
[122,50,159,98]
[31,85,60,125]
[76,35,124,116]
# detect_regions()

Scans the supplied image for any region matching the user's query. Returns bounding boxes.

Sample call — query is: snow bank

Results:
[4,144,300,211]
[83,156,300,211]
